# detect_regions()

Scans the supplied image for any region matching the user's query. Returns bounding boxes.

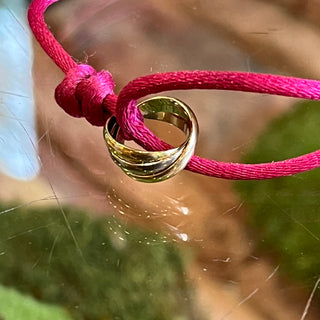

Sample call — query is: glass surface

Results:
[1,0,320,319]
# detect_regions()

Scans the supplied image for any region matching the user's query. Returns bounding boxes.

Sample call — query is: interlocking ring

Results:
[104,96,198,183]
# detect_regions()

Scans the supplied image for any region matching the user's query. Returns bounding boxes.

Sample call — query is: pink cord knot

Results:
[55,64,116,126]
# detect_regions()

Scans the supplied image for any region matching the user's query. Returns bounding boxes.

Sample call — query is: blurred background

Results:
[1,0,320,319]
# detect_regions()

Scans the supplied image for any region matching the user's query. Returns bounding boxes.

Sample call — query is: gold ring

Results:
[103,96,198,183]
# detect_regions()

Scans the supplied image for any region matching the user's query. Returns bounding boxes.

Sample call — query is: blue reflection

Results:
[0,0,39,180]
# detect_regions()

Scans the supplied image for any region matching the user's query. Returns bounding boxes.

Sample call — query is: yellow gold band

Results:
[103,96,198,183]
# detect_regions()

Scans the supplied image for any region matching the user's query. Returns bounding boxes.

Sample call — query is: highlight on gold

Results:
[104,97,198,183]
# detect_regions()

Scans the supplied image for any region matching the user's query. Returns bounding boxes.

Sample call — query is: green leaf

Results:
[0,284,73,320]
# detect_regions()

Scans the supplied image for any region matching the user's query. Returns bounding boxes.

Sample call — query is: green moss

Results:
[0,203,196,320]
[0,284,73,320]
[236,101,320,285]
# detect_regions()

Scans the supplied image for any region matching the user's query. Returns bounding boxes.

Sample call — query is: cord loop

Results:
[28,0,320,180]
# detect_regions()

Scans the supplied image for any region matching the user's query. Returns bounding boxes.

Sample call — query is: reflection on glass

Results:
[0,1,319,320]
[0,0,39,180]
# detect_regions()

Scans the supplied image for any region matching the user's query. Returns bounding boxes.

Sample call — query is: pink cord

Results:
[28,0,320,180]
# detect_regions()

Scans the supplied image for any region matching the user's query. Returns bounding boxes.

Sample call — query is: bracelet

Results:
[28,0,320,181]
